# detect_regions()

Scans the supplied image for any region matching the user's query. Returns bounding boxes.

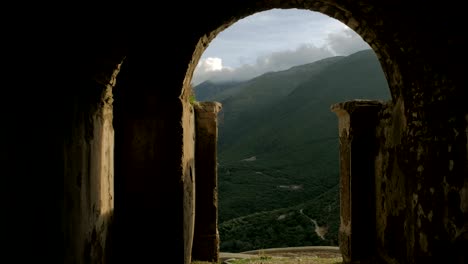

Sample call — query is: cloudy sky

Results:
[192,8,371,85]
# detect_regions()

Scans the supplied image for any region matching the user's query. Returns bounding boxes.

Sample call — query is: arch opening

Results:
[188,7,391,261]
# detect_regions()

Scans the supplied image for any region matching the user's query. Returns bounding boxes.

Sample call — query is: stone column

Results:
[192,102,222,262]
[331,100,383,264]
[63,59,122,264]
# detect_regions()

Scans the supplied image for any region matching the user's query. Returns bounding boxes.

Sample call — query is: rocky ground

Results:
[219,246,342,263]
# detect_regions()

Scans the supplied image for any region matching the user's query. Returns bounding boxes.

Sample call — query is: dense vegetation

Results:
[194,49,391,253]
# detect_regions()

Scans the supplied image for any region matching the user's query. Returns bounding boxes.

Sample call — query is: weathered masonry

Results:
[1,1,466,264]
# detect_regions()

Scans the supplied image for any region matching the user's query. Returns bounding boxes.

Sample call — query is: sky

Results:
[192,8,371,86]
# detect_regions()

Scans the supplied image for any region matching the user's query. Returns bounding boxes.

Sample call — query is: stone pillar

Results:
[192,102,222,262]
[183,100,196,264]
[331,100,383,264]
[63,59,121,264]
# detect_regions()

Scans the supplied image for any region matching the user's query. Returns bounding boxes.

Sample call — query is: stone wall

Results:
[374,98,468,263]
[332,100,383,263]
[333,97,467,264]
[192,102,222,263]
[182,87,197,264]
[62,58,121,264]
[111,57,189,263]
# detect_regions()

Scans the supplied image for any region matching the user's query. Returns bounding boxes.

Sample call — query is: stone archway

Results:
[57,1,466,264]
[186,7,394,263]
[180,2,466,264]
[183,3,396,263]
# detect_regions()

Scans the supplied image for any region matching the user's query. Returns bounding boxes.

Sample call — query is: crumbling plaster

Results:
[63,59,122,264]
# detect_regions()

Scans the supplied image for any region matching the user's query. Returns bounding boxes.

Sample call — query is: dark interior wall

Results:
[1,21,83,264]
[375,97,468,263]
[112,58,183,262]
[365,3,468,263]
[0,10,129,262]
[0,71,66,263]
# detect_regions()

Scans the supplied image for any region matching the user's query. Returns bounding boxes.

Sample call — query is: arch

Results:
[177,1,466,263]
[184,1,408,103]
[187,6,392,263]
[61,1,466,263]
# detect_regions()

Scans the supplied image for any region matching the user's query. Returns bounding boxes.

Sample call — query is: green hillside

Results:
[219,184,340,252]
[194,49,391,252]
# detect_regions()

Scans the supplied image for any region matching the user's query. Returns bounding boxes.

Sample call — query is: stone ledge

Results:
[331,99,384,114]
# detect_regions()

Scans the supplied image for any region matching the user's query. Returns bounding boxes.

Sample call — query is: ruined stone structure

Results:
[192,102,222,263]
[1,1,466,264]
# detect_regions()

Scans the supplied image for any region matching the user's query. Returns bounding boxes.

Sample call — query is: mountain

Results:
[193,49,391,252]
[194,80,244,101]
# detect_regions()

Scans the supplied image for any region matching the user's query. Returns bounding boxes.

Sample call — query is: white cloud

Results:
[325,27,370,55]
[254,44,333,70]
[192,57,236,85]
[191,9,372,86]
[192,44,332,85]
[197,57,224,72]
